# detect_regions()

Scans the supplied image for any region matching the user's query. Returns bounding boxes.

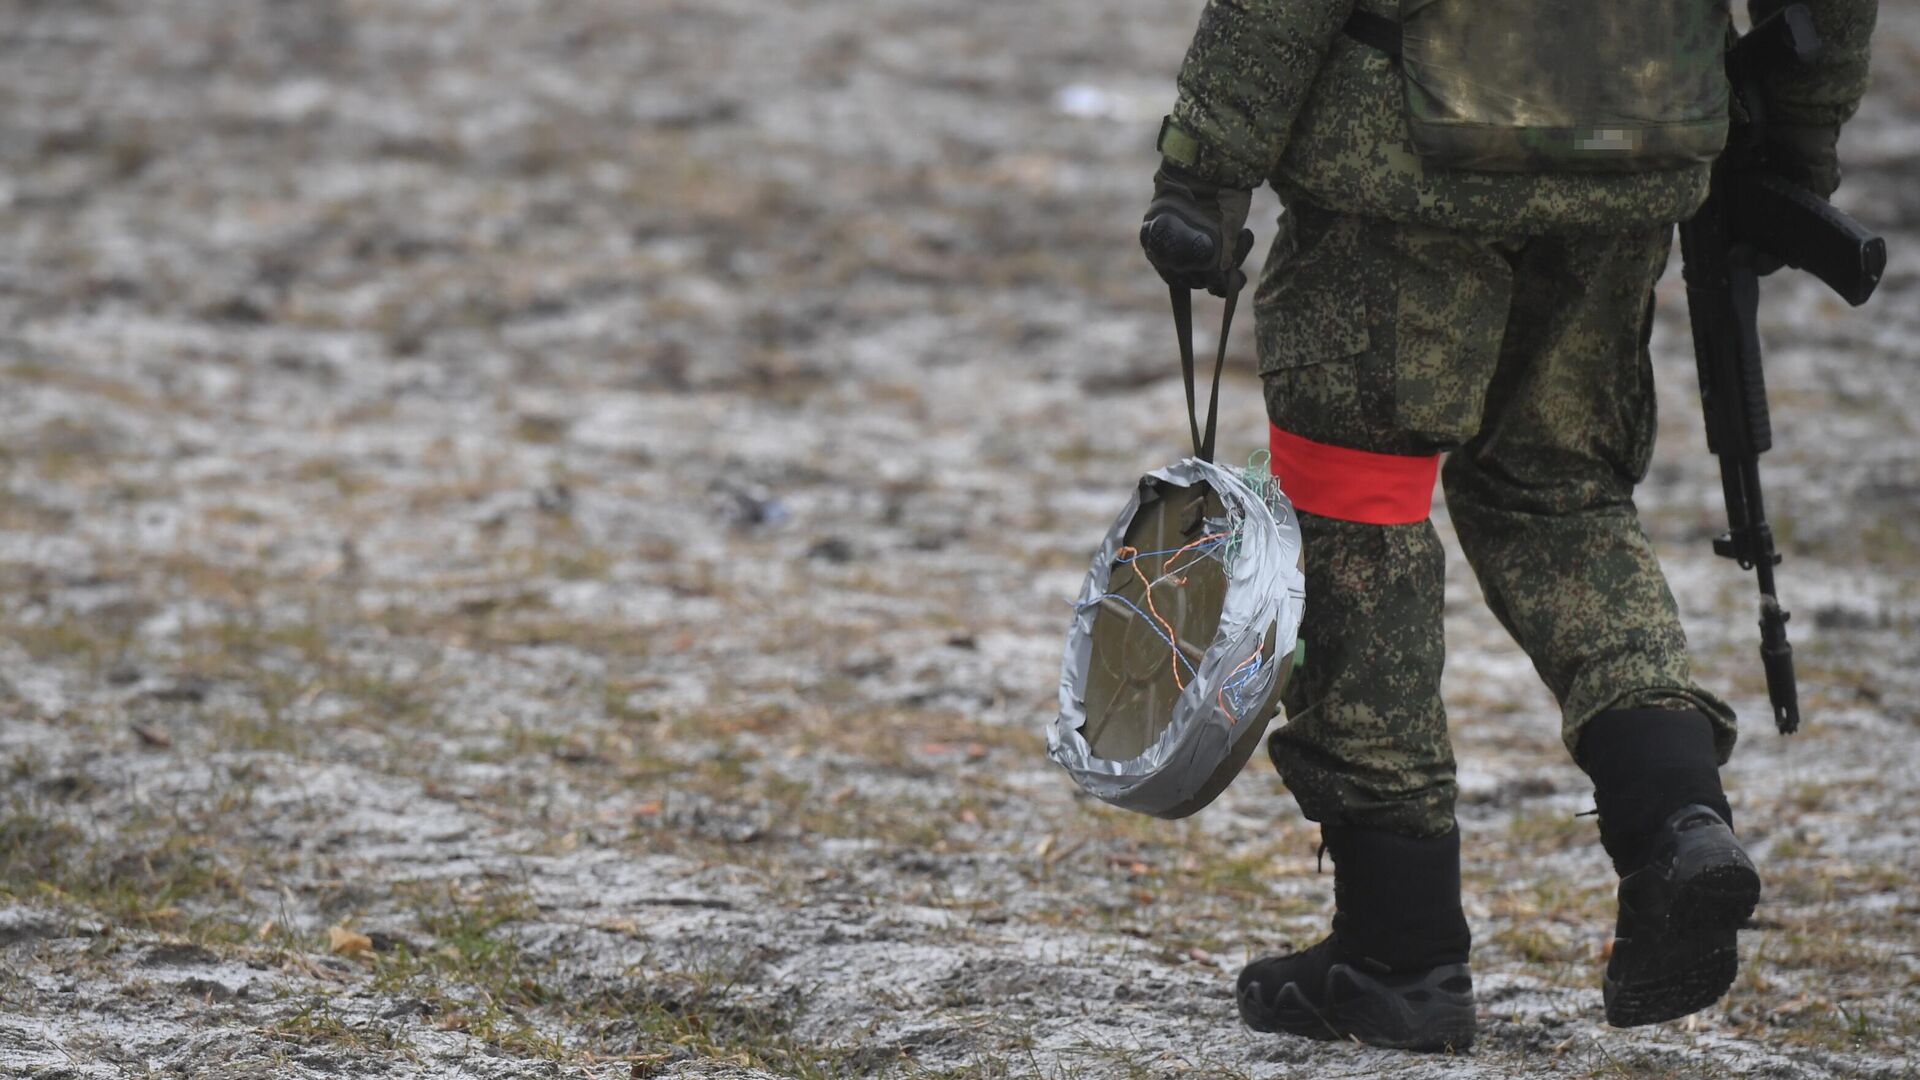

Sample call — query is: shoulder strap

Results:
[1342,9,1403,60]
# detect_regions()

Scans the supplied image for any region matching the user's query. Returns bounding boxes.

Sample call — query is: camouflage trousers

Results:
[1256,201,1737,839]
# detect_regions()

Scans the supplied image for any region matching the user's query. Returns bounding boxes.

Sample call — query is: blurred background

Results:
[1,1,1916,1077]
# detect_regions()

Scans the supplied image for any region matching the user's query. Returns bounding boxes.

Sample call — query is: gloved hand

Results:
[1765,123,1843,199]
[1140,162,1254,298]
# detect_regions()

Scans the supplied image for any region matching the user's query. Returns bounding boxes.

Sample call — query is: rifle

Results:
[1678,4,1887,735]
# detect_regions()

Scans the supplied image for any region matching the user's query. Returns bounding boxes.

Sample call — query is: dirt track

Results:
[2,1,1918,1077]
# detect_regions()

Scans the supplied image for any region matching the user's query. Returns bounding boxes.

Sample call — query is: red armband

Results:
[1269,424,1440,525]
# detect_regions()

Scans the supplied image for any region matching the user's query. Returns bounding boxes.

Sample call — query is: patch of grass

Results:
[1488,923,1587,971]
[4,607,145,673]
[0,488,77,532]
[266,997,412,1056]
[207,702,311,755]
[601,680,666,727]
[0,807,256,941]
[1565,1043,1715,1079]
[201,503,270,528]
[0,813,88,884]
[381,601,654,656]
[513,414,570,445]
[1778,780,1834,815]
[1743,994,1911,1055]
[366,881,564,1057]
[503,538,616,583]
[1763,829,1825,865]
[174,608,439,733]
[569,964,872,1080]
[369,882,869,1075]
[292,458,379,498]
[1505,807,1593,853]
[1052,1034,1257,1080]
[1759,926,1893,980]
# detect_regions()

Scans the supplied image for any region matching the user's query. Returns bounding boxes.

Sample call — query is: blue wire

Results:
[1075,537,1262,701]
[1114,539,1225,565]
[1073,592,1200,681]
[1221,654,1265,714]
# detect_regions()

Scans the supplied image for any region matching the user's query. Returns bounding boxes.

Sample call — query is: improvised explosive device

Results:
[1049,281,1306,818]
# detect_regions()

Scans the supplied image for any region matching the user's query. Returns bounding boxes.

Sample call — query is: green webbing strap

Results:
[1170,279,1239,463]
[1155,116,1201,169]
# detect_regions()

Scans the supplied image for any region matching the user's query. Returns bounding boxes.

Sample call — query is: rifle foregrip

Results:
[1727,265,1775,455]
[1738,329,1774,453]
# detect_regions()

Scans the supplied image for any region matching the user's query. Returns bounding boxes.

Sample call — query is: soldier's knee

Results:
[1442,444,1637,520]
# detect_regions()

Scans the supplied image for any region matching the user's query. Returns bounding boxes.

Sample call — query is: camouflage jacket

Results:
[1166,0,1878,233]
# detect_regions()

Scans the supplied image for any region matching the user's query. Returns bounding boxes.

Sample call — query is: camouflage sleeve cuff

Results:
[1749,0,1877,128]
[1156,115,1265,190]
[1761,71,1872,128]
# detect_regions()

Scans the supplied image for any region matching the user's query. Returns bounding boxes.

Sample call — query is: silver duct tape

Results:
[1048,457,1306,817]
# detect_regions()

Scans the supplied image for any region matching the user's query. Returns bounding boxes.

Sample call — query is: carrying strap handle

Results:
[1170,275,1240,463]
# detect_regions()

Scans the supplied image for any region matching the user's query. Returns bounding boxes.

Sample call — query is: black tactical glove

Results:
[1765,123,1843,199]
[1140,162,1254,298]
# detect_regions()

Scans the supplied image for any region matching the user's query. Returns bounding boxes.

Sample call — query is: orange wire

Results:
[1129,555,1184,689]
[1159,532,1227,586]
[1115,533,1233,695]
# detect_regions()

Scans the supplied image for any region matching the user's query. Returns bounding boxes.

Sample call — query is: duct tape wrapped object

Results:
[1049,455,1306,819]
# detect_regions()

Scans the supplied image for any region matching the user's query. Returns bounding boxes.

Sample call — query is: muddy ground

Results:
[2,1,1917,1077]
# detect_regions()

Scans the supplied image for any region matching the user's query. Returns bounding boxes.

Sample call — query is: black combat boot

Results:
[1577,709,1760,1027]
[1236,824,1476,1052]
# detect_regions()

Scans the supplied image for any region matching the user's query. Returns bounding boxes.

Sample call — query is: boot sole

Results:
[1604,932,1738,1028]
[1605,838,1760,1028]
[1240,963,1476,1052]
[1671,858,1760,932]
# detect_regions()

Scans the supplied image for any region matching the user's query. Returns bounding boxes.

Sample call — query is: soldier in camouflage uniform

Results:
[1140,0,1876,1050]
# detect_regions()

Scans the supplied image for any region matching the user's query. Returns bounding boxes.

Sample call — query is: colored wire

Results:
[1086,521,1271,717]
[1123,548,1186,689]
[1074,591,1200,682]
[1113,539,1224,565]
[1217,646,1266,721]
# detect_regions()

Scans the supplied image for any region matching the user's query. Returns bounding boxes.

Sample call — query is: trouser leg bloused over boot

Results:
[1255,201,1736,838]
